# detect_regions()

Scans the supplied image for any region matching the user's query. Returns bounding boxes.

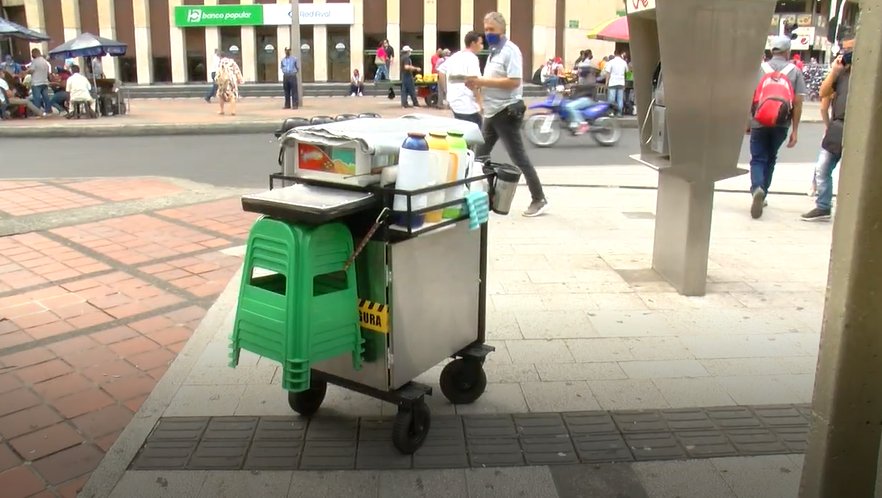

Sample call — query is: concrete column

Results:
[276,0,289,82]
[351,0,365,74]
[459,0,474,46]
[651,174,714,296]
[386,0,400,80]
[205,0,220,82]
[497,0,511,26]
[132,0,152,84]
[240,0,257,82]
[168,0,186,83]
[423,0,437,76]
[24,0,47,53]
[313,0,328,82]
[801,4,882,496]
[532,0,556,71]
[96,0,117,79]
[61,0,80,42]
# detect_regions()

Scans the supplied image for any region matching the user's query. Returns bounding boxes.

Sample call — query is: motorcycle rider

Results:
[563,83,598,135]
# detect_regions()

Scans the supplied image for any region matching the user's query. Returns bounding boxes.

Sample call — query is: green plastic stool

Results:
[230,217,363,392]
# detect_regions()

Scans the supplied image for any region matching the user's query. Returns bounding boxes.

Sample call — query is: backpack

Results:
[752,62,796,127]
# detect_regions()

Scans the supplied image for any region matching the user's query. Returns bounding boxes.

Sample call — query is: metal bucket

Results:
[488,163,521,215]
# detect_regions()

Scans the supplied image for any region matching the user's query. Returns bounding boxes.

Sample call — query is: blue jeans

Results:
[401,78,417,107]
[815,148,841,211]
[205,72,217,101]
[607,85,624,115]
[564,97,594,127]
[31,84,51,113]
[749,126,789,194]
[375,63,388,81]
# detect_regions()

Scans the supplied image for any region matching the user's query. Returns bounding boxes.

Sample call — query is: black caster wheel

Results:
[392,401,431,454]
[439,358,487,404]
[287,378,327,417]
[425,93,439,108]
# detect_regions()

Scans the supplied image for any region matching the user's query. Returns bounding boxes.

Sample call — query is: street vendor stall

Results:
[230,115,520,453]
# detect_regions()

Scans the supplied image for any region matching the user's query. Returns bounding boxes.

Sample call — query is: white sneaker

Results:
[358,92,363,97]
[350,93,356,97]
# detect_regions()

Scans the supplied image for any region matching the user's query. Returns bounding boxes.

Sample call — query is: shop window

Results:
[119,57,138,83]
[185,27,207,82]
[327,27,350,82]
[437,31,459,52]
[399,32,424,73]
[363,34,384,80]
[153,57,172,82]
[300,26,315,83]
[220,26,243,71]
[256,27,279,82]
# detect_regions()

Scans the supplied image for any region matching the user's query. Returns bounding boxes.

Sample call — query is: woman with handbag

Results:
[374,42,388,82]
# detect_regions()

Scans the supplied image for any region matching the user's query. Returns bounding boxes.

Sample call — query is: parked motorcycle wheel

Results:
[591,116,621,147]
[524,114,561,148]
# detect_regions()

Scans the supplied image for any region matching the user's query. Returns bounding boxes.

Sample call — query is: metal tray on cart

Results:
[241,183,378,225]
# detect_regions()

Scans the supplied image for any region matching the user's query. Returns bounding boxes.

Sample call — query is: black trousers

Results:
[476,106,545,202]
[283,73,299,108]
[453,112,482,129]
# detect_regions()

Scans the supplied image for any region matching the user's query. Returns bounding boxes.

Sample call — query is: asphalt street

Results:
[1,124,826,188]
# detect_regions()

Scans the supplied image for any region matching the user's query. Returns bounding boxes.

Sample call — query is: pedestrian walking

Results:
[216,53,244,116]
[603,51,629,115]
[374,41,388,81]
[205,49,220,103]
[280,48,300,109]
[437,31,484,127]
[399,45,420,108]
[466,12,547,217]
[747,35,807,219]
[801,33,854,222]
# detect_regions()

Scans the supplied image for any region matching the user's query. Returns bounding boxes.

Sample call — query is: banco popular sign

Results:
[175,4,354,28]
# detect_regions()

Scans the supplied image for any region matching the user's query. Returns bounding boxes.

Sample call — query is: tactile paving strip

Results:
[129,404,811,471]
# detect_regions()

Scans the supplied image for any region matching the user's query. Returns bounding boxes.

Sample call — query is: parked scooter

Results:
[523,93,621,148]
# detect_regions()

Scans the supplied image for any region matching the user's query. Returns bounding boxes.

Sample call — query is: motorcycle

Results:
[524,93,621,148]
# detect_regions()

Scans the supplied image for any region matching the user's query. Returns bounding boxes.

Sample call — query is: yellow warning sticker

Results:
[358,299,389,334]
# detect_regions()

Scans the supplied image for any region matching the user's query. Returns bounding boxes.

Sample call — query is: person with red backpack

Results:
[748,35,807,219]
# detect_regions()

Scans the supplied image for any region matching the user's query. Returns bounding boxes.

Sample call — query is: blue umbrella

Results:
[0,17,50,42]
[49,32,126,59]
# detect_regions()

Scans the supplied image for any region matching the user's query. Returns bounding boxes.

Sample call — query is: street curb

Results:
[0,116,822,138]
[78,268,243,498]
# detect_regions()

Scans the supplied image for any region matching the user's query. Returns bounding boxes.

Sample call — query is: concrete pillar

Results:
[276,0,289,82]
[168,0,186,83]
[351,0,365,74]
[801,4,882,496]
[205,0,220,82]
[60,0,80,43]
[132,0,152,84]
[459,0,474,47]
[96,0,117,79]
[24,0,47,54]
[240,0,257,82]
[497,0,511,27]
[386,0,400,80]
[423,0,437,76]
[532,0,556,71]
[313,0,328,82]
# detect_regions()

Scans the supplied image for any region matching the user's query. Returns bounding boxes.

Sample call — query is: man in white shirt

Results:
[437,31,484,127]
[65,64,95,117]
[603,51,629,116]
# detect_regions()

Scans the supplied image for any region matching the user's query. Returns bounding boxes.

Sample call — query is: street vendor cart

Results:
[229,116,519,454]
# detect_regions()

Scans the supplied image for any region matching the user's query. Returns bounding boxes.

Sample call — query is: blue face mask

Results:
[484,32,502,46]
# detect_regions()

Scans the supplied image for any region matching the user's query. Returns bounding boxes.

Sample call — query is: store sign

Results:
[174,5,263,27]
[765,27,815,50]
[626,0,656,15]
[263,4,355,26]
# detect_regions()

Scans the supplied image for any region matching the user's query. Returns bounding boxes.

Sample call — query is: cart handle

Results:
[343,207,390,271]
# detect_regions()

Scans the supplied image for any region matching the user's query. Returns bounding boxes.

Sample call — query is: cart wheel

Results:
[287,378,327,417]
[425,93,439,108]
[440,358,487,405]
[392,402,431,454]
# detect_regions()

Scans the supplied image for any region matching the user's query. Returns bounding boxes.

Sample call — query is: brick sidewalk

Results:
[0,178,253,498]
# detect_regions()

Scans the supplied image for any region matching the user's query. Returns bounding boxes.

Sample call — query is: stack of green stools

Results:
[229,217,363,392]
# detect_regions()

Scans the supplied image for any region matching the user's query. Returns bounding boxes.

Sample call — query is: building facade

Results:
[1,0,621,84]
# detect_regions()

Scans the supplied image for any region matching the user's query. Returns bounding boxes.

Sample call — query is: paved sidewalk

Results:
[0,96,824,138]
[0,178,257,498]
[80,164,832,497]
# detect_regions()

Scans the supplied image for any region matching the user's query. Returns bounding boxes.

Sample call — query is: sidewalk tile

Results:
[56,474,90,498]
[102,375,156,401]
[506,339,574,364]
[13,358,73,385]
[0,443,20,472]
[31,443,103,485]
[9,423,83,460]
[521,381,600,412]
[535,362,627,382]
[108,336,161,357]
[515,310,597,339]
[0,466,45,498]
[54,388,115,418]
[0,185,102,217]
[65,178,183,202]
[0,388,41,417]
[454,383,528,415]
[618,360,710,379]
[466,467,558,498]
[716,376,804,405]
[632,460,736,498]
[588,380,669,411]
[0,404,62,439]
[110,471,209,498]
[653,378,736,408]
[711,455,801,498]
[72,404,134,439]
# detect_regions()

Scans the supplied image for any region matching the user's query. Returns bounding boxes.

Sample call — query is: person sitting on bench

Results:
[65,64,96,118]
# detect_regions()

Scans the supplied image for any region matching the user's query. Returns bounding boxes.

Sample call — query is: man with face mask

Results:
[466,12,547,217]
[801,32,855,222]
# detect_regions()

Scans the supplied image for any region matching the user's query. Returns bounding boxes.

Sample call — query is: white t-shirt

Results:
[604,56,629,87]
[66,73,93,101]
[0,78,9,103]
[437,50,482,115]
